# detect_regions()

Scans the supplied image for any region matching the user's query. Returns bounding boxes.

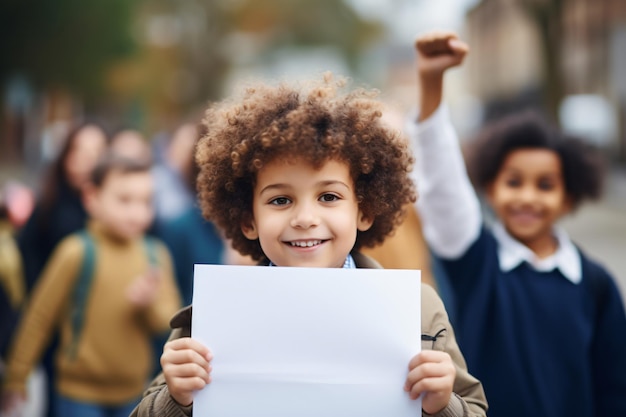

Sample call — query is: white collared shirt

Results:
[493,222,582,283]
[407,105,482,259]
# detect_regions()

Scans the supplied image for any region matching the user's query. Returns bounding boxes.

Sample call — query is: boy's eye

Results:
[319,193,339,203]
[537,180,555,191]
[505,178,521,188]
[269,197,291,206]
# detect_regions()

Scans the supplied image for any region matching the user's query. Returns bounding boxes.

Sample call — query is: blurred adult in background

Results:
[151,123,197,232]
[18,123,108,293]
[16,123,108,417]
[155,123,224,305]
[110,129,152,164]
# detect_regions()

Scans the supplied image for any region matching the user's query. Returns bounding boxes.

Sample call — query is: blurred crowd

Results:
[0,121,233,417]
[0,115,435,417]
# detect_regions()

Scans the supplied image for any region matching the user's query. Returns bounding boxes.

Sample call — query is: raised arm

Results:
[408,32,481,259]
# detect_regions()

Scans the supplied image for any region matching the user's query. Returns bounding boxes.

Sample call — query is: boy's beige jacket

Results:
[131,253,488,417]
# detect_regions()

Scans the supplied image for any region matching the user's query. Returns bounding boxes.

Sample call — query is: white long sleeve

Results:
[407,105,481,259]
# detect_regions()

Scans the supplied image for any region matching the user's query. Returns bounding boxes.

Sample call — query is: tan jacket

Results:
[131,253,487,416]
[362,204,436,288]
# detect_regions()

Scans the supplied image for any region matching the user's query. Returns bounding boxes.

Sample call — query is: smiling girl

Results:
[411,31,626,417]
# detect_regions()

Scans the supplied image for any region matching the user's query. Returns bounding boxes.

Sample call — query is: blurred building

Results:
[465,0,626,160]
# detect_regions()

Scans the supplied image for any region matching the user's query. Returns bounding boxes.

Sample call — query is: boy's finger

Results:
[415,31,457,46]
[418,38,452,56]
[409,350,450,369]
[409,374,454,400]
[408,377,438,400]
[448,39,469,55]
[405,361,440,389]
[164,362,212,381]
[162,348,212,368]
[165,337,212,358]
[170,375,210,392]
[415,32,458,54]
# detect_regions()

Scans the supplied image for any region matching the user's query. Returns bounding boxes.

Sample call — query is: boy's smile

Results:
[242,158,373,268]
[288,239,325,248]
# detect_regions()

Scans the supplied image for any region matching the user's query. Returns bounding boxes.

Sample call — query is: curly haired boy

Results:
[130,75,487,417]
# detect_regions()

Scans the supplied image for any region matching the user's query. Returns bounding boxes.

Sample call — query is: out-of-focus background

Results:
[1,0,625,286]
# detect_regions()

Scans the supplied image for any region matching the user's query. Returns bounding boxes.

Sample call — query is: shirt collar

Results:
[269,254,356,269]
[493,222,581,284]
[342,254,356,269]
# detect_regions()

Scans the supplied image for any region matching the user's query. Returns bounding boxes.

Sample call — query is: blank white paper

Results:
[191,264,422,417]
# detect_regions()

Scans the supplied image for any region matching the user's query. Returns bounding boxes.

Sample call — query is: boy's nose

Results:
[518,185,539,203]
[290,204,320,229]
[130,205,153,225]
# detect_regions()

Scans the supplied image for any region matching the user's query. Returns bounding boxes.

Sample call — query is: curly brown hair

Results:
[464,110,605,210]
[196,75,416,261]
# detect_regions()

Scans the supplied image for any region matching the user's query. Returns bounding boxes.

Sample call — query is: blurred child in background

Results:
[16,123,108,417]
[2,154,181,417]
[409,31,626,417]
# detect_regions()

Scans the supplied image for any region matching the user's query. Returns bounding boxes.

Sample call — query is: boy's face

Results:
[86,170,155,241]
[64,126,107,191]
[487,149,571,253]
[242,158,373,268]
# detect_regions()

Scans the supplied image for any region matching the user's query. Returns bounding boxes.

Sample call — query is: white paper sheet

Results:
[191,264,422,417]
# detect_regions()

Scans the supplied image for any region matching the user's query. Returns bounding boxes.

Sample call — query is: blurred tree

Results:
[110,0,383,133]
[227,0,382,70]
[0,0,384,152]
[517,0,564,120]
[0,0,139,97]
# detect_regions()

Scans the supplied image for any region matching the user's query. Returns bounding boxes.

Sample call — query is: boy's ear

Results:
[356,210,374,232]
[241,218,259,240]
[82,184,98,217]
[561,195,574,216]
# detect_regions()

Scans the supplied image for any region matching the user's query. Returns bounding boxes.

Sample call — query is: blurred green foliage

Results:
[0,0,139,97]
[226,0,381,68]
[0,0,383,134]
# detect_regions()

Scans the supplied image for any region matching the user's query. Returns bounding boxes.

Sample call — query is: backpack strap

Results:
[67,230,97,359]
[144,235,158,268]
[66,233,158,360]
